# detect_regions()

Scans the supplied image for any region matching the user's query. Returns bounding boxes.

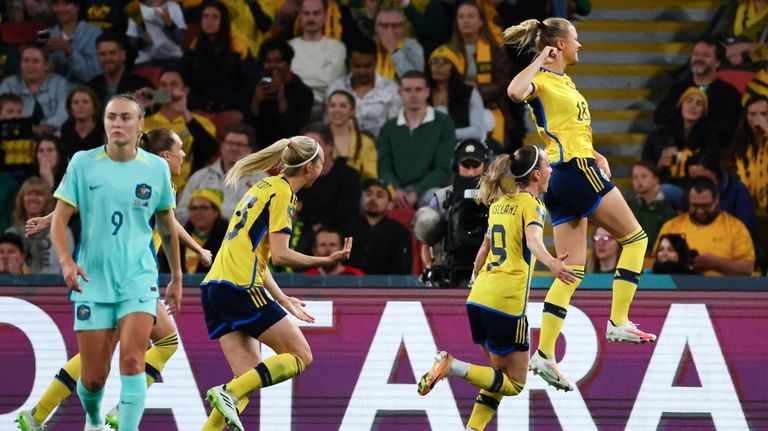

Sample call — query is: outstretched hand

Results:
[279,296,316,323]
[25,216,51,237]
[549,252,577,284]
[329,237,353,263]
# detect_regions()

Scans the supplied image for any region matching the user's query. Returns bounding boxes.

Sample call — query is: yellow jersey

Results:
[525,68,594,165]
[203,176,297,290]
[467,192,547,317]
[656,211,755,276]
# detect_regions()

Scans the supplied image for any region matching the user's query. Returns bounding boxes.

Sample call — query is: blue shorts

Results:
[201,283,287,340]
[466,304,529,355]
[544,157,614,226]
[73,298,158,331]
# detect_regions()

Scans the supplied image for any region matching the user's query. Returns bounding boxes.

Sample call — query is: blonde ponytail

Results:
[476,155,516,206]
[503,17,573,54]
[224,135,321,187]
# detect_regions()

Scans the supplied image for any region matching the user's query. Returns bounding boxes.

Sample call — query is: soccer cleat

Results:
[104,405,119,430]
[207,385,244,431]
[417,351,453,396]
[528,350,574,392]
[83,424,104,431]
[606,320,657,344]
[15,411,44,431]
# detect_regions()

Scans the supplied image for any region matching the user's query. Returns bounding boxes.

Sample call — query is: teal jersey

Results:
[54,147,176,303]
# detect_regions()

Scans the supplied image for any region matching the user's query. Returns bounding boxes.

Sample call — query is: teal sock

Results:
[76,379,104,426]
[118,373,147,431]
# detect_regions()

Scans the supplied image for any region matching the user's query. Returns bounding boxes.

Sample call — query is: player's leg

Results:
[221,314,312,399]
[420,309,528,398]
[114,300,156,431]
[77,328,115,429]
[466,347,529,431]
[592,188,656,343]
[201,331,261,431]
[17,353,83,429]
[105,302,179,429]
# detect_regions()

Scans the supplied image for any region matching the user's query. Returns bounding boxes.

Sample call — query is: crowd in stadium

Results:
[0,0,765,278]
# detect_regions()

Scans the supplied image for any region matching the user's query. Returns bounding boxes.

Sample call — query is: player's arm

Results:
[507,46,558,102]
[26,211,54,237]
[524,223,576,283]
[263,267,315,323]
[173,218,212,267]
[51,200,88,291]
[269,231,352,268]
[593,150,611,179]
[470,235,490,283]
[156,209,183,315]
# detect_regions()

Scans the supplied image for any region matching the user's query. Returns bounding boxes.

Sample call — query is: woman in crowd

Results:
[426,44,486,142]
[6,176,74,275]
[729,95,768,212]
[652,233,698,275]
[183,0,257,113]
[642,86,720,206]
[326,89,378,179]
[34,135,68,190]
[60,86,104,160]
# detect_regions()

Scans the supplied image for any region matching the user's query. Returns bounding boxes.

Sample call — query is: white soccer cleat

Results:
[528,350,574,392]
[15,410,44,431]
[83,424,104,431]
[606,320,657,344]
[207,385,244,431]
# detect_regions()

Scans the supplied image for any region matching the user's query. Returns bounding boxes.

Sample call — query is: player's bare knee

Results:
[120,354,145,375]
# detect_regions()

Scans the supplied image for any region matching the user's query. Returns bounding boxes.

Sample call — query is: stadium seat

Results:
[133,66,162,87]
[1,21,48,45]
[717,69,755,94]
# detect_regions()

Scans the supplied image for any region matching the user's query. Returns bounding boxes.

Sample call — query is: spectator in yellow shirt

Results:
[656,176,755,276]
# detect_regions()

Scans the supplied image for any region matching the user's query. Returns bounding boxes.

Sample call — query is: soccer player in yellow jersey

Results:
[202,135,352,431]
[417,146,576,431]
[504,18,657,392]
[17,129,211,431]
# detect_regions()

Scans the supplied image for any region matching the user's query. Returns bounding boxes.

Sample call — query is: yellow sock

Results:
[226,353,306,398]
[539,265,584,358]
[32,354,81,423]
[610,229,647,325]
[144,332,179,386]
[201,385,251,431]
[464,364,525,396]
[466,389,503,431]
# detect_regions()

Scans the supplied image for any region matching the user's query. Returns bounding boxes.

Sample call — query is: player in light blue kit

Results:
[50,93,183,431]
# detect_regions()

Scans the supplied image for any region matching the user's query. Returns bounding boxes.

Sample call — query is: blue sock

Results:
[76,379,104,426]
[118,373,147,431]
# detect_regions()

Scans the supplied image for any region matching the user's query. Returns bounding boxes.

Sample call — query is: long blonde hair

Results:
[13,176,54,224]
[476,145,543,206]
[225,135,320,186]
[502,17,572,54]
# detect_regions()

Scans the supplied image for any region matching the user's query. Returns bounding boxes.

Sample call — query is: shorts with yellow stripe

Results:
[466,303,529,355]
[201,282,287,340]
[544,157,614,226]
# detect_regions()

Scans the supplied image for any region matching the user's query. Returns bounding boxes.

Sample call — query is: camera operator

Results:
[419,138,490,287]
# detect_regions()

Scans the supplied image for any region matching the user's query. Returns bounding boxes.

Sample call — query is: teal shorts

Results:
[73,297,158,331]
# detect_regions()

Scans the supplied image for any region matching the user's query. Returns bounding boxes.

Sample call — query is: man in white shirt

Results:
[326,36,401,137]
[288,0,346,121]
